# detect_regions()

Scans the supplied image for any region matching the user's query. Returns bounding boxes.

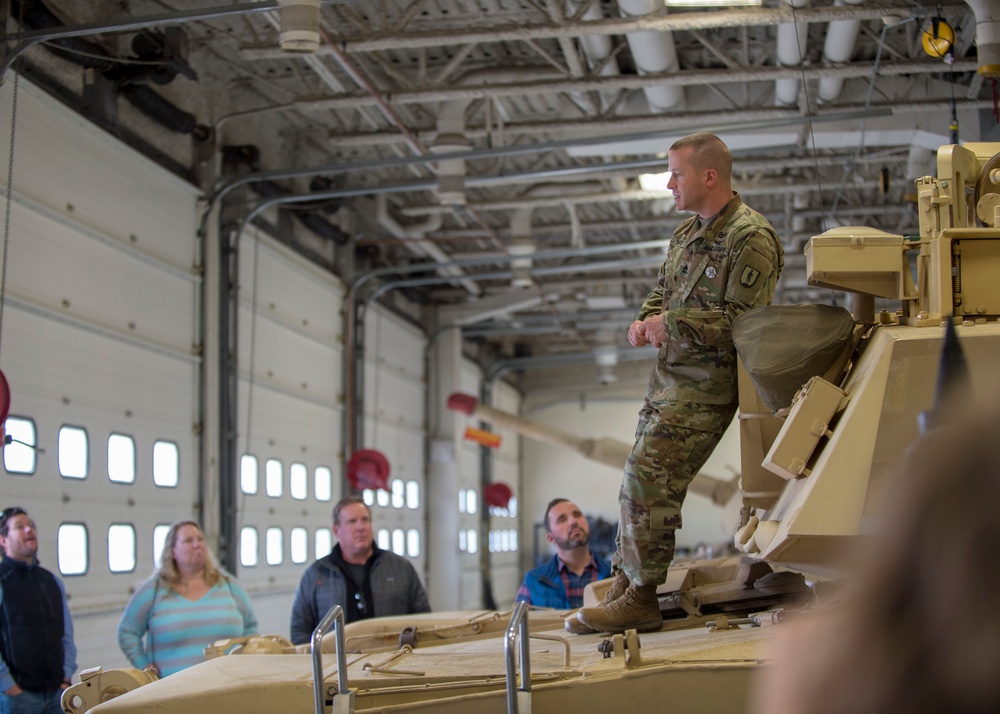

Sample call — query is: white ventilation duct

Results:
[571,0,622,110]
[791,191,809,233]
[276,0,320,52]
[506,182,602,287]
[509,207,537,289]
[376,192,443,239]
[375,194,482,294]
[775,0,810,107]
[432,67,559,206]
[431,101,470,206]
[618,0,684,112]
[572,1,620,80]
[964,0,1000,78]
[818,0,865,103]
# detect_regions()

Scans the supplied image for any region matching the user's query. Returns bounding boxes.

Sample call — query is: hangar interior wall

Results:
[0,77,202,671]
[0,75,527,672]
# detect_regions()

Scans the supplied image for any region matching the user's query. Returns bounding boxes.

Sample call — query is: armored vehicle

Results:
[63,142,1000,714]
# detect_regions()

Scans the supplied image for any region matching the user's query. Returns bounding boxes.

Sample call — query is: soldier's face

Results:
[0,513,38,563]
[546,501,590,551]
[667,147,709,216]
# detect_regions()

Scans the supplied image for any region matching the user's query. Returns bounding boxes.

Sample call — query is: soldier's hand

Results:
[642,314,668,348]
[5,684,23,696]
[627,320,649,347]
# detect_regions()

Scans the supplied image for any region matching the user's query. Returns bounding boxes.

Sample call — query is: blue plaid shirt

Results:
[516,552,611,609]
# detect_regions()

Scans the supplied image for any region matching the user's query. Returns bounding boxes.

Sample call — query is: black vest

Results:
[0,557,66,692]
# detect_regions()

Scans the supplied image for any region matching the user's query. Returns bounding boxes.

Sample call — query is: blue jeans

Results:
[0,689,63,714]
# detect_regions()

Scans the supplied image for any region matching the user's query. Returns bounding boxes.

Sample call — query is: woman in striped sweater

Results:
[117,520,258,677]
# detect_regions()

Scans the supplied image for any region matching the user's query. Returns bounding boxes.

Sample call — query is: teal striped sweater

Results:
[117,575,258,677]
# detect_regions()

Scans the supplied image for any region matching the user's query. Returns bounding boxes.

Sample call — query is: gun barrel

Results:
[446,393,738,506]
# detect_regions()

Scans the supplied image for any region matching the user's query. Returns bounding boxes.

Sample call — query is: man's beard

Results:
[552,529,589,551]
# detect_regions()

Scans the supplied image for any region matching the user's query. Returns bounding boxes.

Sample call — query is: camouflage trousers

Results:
[612,401,736,587]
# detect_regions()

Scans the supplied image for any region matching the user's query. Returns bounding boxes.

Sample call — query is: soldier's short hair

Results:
[670,132,732,180]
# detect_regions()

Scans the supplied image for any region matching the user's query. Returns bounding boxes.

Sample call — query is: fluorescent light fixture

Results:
[665,0,762,6]
[639,172,672,191]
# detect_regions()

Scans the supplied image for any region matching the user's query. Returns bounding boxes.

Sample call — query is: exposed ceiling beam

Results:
[323,98,987,147]
[246,59,979,117]
[238,2,965,56]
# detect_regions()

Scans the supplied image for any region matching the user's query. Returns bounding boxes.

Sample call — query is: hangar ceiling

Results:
[3,0,997,391]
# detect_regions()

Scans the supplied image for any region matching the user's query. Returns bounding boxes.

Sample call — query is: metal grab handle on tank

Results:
[311,605,355,714]
[504,601,532,714]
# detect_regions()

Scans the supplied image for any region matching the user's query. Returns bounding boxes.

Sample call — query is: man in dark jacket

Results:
[516,499,611,609]
[0,506,77,714]
[290,497,430,644]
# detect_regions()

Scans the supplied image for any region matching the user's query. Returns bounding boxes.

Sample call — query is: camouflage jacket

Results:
[637,193,783,407]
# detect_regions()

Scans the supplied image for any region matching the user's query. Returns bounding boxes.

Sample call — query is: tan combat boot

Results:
[576,582,663,633]
[597,569,630,605]
[564,570,630,634]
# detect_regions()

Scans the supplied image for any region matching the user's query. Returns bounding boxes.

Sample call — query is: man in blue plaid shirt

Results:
[516,499,611,609]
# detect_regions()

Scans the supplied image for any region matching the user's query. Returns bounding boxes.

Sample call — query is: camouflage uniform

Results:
[615,193,783,586]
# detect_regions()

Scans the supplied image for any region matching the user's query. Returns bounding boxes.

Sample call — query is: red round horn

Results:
[0,370,10,446]
[346,449,390,491]
[484,482,513,509]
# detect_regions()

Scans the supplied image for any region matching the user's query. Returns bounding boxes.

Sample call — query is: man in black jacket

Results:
[290,497,430,644]
[0,506,77,714]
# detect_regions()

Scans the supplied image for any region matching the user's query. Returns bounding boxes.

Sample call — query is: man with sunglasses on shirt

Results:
[0,507,77,714]
[290,496,430,644]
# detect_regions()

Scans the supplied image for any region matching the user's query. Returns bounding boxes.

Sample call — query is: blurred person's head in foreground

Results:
[751,393,1000,714]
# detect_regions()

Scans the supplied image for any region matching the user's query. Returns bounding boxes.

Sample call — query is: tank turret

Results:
[734,142,1000,575]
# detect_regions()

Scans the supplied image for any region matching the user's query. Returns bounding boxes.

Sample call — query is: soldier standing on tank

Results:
[574,132,784,633]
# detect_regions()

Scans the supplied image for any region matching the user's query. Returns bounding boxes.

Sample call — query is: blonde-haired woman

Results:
[117,520,258,677]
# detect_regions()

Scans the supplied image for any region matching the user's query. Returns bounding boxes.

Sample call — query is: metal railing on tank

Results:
[505,601,533,714]
[311,605,355,714]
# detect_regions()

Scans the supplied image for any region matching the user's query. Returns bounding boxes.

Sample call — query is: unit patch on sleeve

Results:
[730,242,777,304]
[739,265,759,287]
